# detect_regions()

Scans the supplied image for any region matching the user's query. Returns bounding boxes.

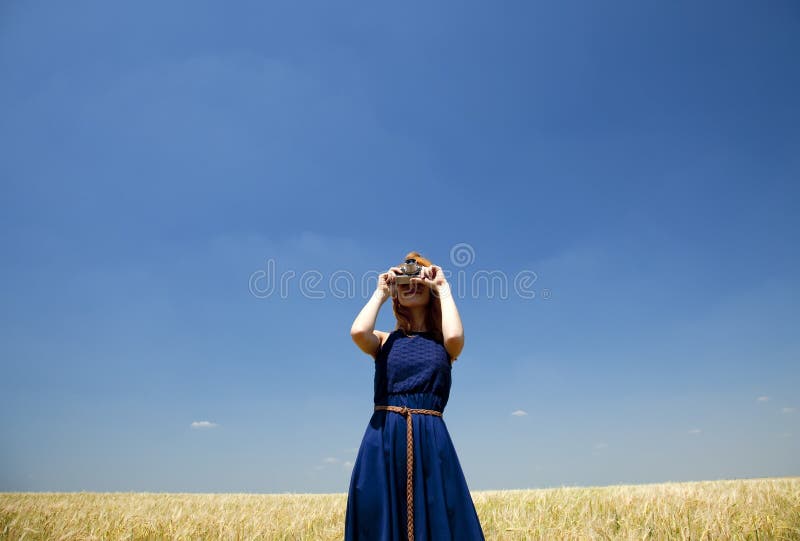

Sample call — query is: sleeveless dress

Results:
[344,330,485,540]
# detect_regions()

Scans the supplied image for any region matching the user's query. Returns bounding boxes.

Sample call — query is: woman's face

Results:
[396,280,431,307]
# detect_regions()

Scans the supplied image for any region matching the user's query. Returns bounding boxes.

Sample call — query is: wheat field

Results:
[1,477,798,540]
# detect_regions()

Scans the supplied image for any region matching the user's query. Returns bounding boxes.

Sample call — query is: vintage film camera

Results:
[395,258,422,285]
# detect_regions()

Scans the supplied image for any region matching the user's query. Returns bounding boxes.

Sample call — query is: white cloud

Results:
[323,457,339,464]
[688,428,702,434]
[756,396,770,402]
[593,442,608,450]
[781,407,796,414]
[511,410,528,417]
[190,421,218,429]
[342,461,354,469]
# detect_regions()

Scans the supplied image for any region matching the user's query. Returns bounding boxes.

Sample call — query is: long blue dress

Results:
[345,329,485,540]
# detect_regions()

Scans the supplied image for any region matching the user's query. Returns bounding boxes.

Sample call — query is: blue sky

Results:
[1,1,798,493]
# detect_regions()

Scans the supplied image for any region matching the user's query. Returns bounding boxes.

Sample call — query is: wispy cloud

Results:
[688,428,702,434]
[756,396,770,402]
[314,456,348,472]
[593,442,608,450]
[781,407,796,414]
[190,421,218,429]
[511,410,528,417]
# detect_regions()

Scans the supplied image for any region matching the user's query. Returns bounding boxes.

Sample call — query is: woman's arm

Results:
[412,265,465,361]
[350,290,389,358]
[350,267,400,358]
[436,280,464,361]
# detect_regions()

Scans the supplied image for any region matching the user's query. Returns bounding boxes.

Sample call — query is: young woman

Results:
[345,251,485,541]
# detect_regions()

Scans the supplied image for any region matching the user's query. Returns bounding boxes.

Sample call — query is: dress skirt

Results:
[344,392,485,540]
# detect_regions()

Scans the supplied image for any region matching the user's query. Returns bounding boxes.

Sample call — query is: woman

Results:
[345,251,485,541]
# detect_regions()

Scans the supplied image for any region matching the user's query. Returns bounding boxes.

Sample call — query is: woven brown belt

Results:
[374,405,443,541]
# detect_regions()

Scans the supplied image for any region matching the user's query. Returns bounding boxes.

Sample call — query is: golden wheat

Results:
[1,477,798,540]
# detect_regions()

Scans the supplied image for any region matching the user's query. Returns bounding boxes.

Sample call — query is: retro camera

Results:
[395,258,422,285]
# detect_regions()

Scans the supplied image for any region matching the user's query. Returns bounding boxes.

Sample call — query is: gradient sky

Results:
[1,1,798,494]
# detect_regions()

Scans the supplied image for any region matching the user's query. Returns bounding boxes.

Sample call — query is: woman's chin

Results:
[399,295,427,307]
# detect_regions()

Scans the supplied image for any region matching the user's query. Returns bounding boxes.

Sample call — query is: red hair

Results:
[391,251,444,344]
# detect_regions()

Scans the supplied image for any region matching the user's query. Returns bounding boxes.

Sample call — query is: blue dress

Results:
[345,330,485,540]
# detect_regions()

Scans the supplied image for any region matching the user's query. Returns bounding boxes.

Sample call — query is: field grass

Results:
[1,477,798,540]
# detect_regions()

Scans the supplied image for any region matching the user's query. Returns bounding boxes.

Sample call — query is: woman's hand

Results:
[410,265,449,293]
[376,266,404,300]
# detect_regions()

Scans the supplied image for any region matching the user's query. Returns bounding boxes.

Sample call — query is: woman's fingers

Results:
[387,266,403,283]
